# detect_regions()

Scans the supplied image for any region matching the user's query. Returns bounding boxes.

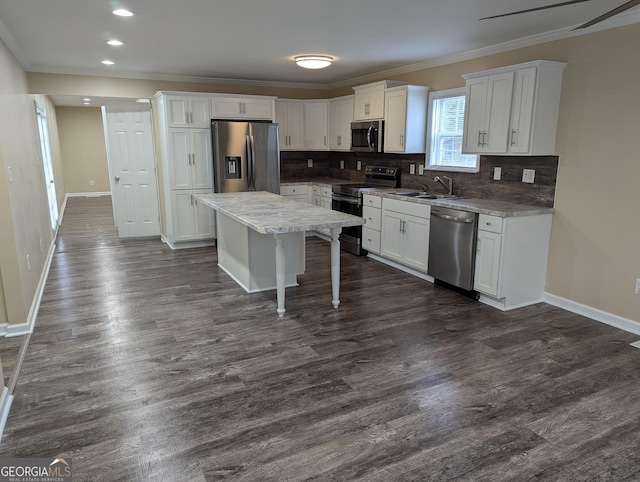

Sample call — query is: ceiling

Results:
[1,0,639,94]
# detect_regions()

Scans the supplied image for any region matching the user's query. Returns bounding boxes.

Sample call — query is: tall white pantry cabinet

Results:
[155,92,216,248]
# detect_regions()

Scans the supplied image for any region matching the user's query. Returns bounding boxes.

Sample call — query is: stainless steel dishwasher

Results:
[428,206,479,296]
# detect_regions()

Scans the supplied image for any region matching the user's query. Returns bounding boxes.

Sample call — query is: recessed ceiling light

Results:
[294,55,333,69]
[83,102,91,105]
[107,40,124,46]
[82,98,91,102]
[101,60,115,65]
[112,8,134,17]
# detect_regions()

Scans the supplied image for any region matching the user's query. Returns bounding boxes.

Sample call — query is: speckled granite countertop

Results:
[196,192,364,234]
[366,190,554,217]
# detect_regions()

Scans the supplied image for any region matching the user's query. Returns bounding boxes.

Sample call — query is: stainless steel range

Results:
[332,166,400,255]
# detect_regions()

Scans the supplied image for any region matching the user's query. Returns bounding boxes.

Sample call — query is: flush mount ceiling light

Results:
[101,59,115,65]
[107,39,124,46]
[112,8,134,17]
[294,55,333,69]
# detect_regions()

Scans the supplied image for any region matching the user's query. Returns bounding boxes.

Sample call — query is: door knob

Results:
[114,176,120,182]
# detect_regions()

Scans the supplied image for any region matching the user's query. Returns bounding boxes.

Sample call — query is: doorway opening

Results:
[35,103,59,231]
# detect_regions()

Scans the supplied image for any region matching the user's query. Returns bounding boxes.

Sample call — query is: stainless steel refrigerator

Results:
[211,120,280,194]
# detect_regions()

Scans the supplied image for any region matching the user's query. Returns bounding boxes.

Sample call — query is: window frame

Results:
[425,87,478,173]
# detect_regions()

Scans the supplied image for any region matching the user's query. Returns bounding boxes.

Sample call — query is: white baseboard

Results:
[0,387,14,443]
[366,253,432,282]
[543,292,640,336]
[161,235,215,250]
[67,191,111,197]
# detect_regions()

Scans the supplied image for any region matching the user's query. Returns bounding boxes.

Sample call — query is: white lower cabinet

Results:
[171,190,216,243]
[280,184,311,204]
[362,194,382,253]
[310,184,334,236]
[474,213,552,309]
[380,198,430,272]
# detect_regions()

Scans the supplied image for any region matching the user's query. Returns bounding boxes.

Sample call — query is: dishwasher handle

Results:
[431,211,475,223]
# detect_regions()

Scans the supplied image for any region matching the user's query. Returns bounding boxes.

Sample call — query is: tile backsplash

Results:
[281,151,558,208]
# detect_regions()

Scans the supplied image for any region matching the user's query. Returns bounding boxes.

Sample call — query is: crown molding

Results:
[25,66,331,91]
[327,9,640,89]
[0,15,29,69]
[7,8,640,91]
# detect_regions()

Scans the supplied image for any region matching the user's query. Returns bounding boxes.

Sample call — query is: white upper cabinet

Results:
[328,95,353,151]
[210,94,275,120]
[353,80,406,121]
[304,100,329,150]
[275,101,305,150]
[165,94,212,128]
[462,72,514,154]
[384,85,429,154]
[462,60,566,156]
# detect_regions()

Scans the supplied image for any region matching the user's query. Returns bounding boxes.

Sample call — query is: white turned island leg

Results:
[274,234,286,317]
[330,227,342,309]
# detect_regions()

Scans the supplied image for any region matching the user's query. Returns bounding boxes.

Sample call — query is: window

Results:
[426,88,478,172]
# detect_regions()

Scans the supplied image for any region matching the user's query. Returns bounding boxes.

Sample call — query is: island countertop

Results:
[196,191,365,234]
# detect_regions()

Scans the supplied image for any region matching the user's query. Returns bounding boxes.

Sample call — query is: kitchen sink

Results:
[415,194,455,199]
[391,191,427,197]
[391,191,455,199]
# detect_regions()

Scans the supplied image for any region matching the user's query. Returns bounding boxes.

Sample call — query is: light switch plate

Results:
[409,164,416,175]
[494,167,502,180]
[307,158,313,168]
[418,165,424,175]
[522,169,535,183]
[356,160,362,171]
[340,160,345,169]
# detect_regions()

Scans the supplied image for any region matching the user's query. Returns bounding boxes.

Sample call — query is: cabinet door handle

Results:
[482,131,488,146]
[510,129,517,146]
[400,134,404,147]
[324,135,327,146]
[337,135,341,146]
[477,131,483,147]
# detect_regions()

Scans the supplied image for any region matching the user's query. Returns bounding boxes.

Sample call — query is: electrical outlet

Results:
[307,159,313,168]
[89,180,94,186]
[635,278,640,295]
[522,169,535,184]
[418,165,424,175]
[340,160,345,169]
[494,167,502,180]
[409,164,416,175]
[356,160,362,171]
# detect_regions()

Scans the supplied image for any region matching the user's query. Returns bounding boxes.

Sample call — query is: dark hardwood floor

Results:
[1,195,640,481]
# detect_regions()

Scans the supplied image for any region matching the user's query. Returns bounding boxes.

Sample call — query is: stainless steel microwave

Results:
[350,120,384,152]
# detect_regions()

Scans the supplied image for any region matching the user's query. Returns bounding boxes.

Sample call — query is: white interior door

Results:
[104,108,160,238]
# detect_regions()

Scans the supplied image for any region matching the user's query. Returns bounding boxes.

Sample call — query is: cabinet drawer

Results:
[281,185,308,196]
[363,194,382,209]
[363,205,381,231]
[478,214,503,234]
[383,198,430,219]
[312,185,321,195]
[321,186,332,197]
[362,227,381,254]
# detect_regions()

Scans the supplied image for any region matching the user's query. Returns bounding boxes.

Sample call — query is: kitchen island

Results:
[196,192,365,317]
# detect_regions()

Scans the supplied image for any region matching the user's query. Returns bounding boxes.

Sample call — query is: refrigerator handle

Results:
[248,133,257,191]
[246,134,254,190]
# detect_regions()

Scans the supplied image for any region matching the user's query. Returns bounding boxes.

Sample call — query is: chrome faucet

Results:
[420,183,430,192]
[434,175,453,195]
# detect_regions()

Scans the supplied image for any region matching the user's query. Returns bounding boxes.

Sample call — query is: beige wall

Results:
[56,107,110,193]
[17,22,640,325]
[0,38,60,327]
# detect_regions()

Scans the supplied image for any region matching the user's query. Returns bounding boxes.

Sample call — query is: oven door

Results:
[350,121,383,153]
[332,194,365,255]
